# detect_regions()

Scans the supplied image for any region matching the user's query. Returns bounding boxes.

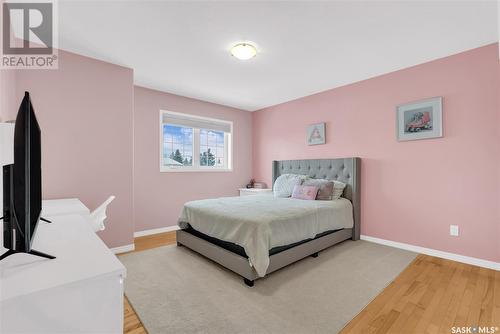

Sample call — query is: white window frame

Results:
[159,110,233,172]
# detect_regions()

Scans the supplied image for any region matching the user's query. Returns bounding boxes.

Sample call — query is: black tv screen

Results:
[1,92,54,261]
[13,91,42,250]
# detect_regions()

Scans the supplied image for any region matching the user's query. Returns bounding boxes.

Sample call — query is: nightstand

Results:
[239,188,273,196]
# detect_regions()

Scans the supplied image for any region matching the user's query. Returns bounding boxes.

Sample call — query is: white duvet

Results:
[178,194,354,277]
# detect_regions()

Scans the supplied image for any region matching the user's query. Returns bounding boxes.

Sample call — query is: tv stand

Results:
[0,215,56,261]
[0,248,55,261]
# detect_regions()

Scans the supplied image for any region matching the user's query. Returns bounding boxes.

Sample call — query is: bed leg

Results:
[311,252,319,258]
[243,278,254,287]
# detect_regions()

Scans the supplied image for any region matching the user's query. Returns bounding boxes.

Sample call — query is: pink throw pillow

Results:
[291,185,319,200]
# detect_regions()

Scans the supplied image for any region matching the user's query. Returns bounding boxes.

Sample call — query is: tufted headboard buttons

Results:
[271,158,361,241]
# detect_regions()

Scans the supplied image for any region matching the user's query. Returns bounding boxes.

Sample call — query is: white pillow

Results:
[273,174,309,198]
[332,180,346,200]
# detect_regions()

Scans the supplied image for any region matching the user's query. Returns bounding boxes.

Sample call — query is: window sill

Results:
[160,167,233,173]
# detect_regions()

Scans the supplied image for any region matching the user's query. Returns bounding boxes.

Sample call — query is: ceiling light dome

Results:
[230,43,257,60]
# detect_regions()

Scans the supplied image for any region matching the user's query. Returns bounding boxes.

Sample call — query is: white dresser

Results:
[0,212,126,333]
[41,198,91,217]
[239,188,272,196]
[0,124,125,333]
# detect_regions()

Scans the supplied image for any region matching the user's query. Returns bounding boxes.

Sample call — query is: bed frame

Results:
[176,157,361,286]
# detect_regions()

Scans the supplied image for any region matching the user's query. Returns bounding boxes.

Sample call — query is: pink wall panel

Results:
[253,44,500,262]
[0,69,18,121]
[14,50,135,248]
[133,86,252,232]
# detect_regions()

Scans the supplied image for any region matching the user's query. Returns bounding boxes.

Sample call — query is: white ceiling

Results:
[58,1,498,111]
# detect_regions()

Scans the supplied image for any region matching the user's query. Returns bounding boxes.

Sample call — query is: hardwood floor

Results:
[124,296,147,334]
[340,255,500,334]
[134,231,177,252]
[122,232,500,334]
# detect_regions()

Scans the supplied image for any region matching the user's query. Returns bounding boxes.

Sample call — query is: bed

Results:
[176,158,361,286]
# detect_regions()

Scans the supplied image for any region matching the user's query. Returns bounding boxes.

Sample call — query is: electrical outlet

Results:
[450,225,459,237]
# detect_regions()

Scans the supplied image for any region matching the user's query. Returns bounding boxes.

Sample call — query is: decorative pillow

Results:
[332,180,347,199]
[273,174,309,198]
[303,179,334,200]
[291,185,319,200]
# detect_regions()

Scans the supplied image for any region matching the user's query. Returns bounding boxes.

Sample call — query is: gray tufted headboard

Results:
[272,158,361,240]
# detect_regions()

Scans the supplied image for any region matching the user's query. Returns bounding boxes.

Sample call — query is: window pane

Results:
[200,146,216,166]
[163,144,173,166]
[183,144,193,166]
[207,131,217,146]
[216,149,223,160]
[200,129,208,146]
[199,129,224,167]
[163,124,193,166]
[216,132,224,146]
[200,145,216,166]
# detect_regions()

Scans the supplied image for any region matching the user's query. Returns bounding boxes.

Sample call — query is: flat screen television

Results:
[0,92,55,261]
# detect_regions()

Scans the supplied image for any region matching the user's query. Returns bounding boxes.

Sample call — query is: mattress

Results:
[183,224,343,258]
[178,195,353,277]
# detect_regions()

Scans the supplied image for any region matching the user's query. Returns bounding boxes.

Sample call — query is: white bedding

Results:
[178,195,353,277]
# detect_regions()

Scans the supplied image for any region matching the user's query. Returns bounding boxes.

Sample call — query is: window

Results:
[160,110,233,172]
[163,125,193,167]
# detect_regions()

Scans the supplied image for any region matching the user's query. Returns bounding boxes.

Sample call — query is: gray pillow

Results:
[303,179,347,200]
[303,179,334,200]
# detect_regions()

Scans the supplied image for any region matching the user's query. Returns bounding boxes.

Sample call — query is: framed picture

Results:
[396,97,442,141]
[307,122,326,145]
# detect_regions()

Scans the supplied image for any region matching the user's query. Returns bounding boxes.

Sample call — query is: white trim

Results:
[134,225,180,238]
[161,109,233,128]
[110,244,135,254]
[160,167,233,173]
[361,235,499,271]
[193,127,200,167]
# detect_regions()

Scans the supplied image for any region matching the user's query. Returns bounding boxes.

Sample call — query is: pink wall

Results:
[0,3,18,121]
[0,69,18,121]
[253,44,500,262]
[133,86,252,232]
[14,50,135,248]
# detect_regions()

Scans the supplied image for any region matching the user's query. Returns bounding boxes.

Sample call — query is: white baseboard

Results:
[110,244,135,254]
[134,225,179,238]
[361,235,499,271]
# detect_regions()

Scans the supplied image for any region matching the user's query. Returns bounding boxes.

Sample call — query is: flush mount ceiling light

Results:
[230,43,257,60]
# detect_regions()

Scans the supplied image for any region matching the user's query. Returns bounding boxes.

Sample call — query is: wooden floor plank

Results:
[123,295,148,334]
[437,263,471,333]
[342,255,500,334]
[134,231,177,252]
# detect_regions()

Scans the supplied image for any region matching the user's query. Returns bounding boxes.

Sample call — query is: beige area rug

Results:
[120,240,416,334]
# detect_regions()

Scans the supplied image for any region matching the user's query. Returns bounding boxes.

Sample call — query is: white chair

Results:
[88,196,115,232]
